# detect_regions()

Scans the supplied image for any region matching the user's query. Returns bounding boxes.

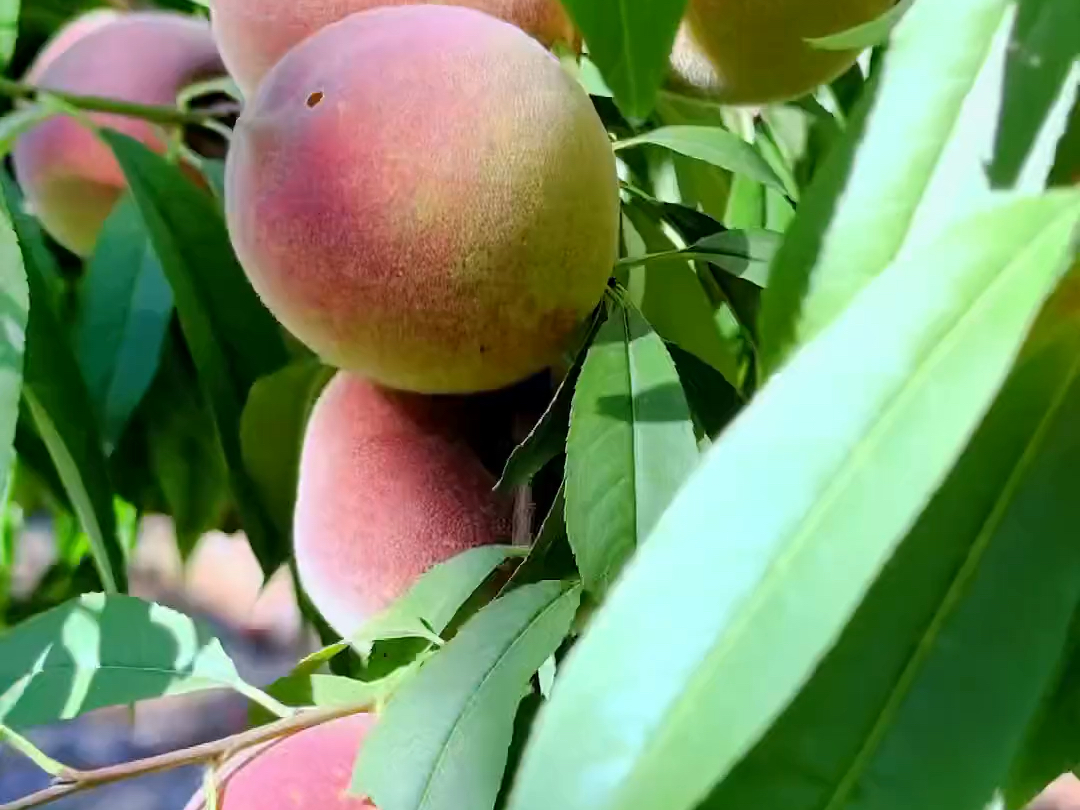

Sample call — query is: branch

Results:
[0,76,215,127]
[0,701,371,810]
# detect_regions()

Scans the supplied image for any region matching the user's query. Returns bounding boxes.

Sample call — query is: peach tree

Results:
[0,0,1076,809]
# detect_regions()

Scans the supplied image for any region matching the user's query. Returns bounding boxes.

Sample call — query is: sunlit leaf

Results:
[508,191,1080,810]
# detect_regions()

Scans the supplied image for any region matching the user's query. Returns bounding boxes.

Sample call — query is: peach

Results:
[226,5,618,394]
[24,9,121,82]
[670,0,894,105]
[12,13,224,255]
[294,372,510,638]
[183,714,376,809]
[210,0,577,98]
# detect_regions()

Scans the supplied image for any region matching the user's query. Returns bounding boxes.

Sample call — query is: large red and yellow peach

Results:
[225,5,618,394]
[12,13,224,255]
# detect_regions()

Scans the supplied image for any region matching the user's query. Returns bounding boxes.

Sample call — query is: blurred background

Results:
[0,516,312,809]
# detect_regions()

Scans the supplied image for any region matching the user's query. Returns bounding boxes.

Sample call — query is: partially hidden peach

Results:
[227,5,618,394]
[183,714,376,809]
[210,0,578,97]
[294,372,510,639]
[12,12,224,255]
[670,0,894,105]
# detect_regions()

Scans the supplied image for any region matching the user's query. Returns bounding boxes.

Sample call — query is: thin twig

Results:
[0,76,214,127]
[0,701,371,810]
[0,725,70,778]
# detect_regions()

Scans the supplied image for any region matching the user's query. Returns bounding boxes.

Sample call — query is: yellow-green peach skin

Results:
[671,0,894,105]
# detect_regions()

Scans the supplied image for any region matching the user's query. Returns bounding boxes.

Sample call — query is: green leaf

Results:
[0,593,256,728]
[618,228,781,287]
[495,311,603,495]
[499,483,576,596]
[102,131,289,574]
[616,126,791,197]
[1048,95,1079,186]
[760,0,1016,373]
[0,174,26,512]
[666,343,740,441]
[143,341,229,556]
[240,360,332,537]
[557,0,689,118]
[1007,609,1080,806]
[987,0,1080,189]
[353,581,581,810]
[701,275,1080,810]
[353,545,526,652]
[0,106,55,159]
[495,372,573,495]
[621,204,743,384]
[2,174,125,594]
[74,194,173,450]
[0,0,20,67]
[251,669,411,727]
[507,192,1080,810]
[806,0,917,50]
[565,304,697,596]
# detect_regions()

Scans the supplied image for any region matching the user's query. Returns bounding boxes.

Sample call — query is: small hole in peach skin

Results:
[306,91,324,108]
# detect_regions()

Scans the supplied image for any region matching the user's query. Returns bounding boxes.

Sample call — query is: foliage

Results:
[0,2,1077,810]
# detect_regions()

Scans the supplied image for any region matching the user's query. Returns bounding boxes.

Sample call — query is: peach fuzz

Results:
[671,0,893,105]
[183,714,376,809]
[294,373,510,639]
[210,0,577,98]
[12,13,224,255]
[225,5,618,394]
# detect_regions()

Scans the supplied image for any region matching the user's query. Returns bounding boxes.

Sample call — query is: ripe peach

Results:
[25,9,120,82]
[183,714,376,809]
[12,13,224,255]
[294,372,510,638]
[210,0,577,98]
[226,5,618,394]
[670,0,894,105]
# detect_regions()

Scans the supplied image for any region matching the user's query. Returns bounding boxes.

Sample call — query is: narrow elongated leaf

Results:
[806,0,917,50]
[557,0,689,118]
[0,175,26,504]
[508,192,1080,810]
[354,581,581,810]
[987,0,1080,189]
[621,204,742,384]
[495,372,574,495]
[0,593,253,728]
[701,276,1080,810]
[618,229,781,287]
[354,545,525,650]
[617,126,790,196]
[1007,609,1080,806]
[103,132,289,573]
[500,484,576,596]
[75,194,173,449]
[760,0,1013,372]
[0,106,54,158]
[144,340,229,556]
[0,0,19,67]
[240,360,332,537]
[566,305,697,596]
[2,175,124,593]
[251,668,413,726]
